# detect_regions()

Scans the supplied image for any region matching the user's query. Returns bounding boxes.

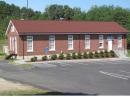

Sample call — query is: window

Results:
[85,35,90,49]
[68,35,73,50]
[10,37,12,50]
[99,35,104,48]
[27,36,33,52]
[49,35,55,51]
[10,25,15,32]
[118,35,122,48]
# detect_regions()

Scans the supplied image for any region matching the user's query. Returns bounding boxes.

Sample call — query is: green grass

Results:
[0,89,49,96]
[0,51,5,61]
[128,49,130,57]
[0,39,7,60]
[0,39,7,51]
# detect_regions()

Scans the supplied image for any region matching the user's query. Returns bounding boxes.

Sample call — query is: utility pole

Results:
[26,0,28,19]
[27,0,28,9]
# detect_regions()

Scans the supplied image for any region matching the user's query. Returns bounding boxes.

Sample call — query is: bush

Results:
[51,54,57,60]
[66,53,71,60]
[99,51,104,58]
[88,52,93,58]
[34,56,37,61]
[30,57,36,62]
[72,52,77,59]
[104,50,109,57]
[42,56,47,61]
[59,53,64,60]
[110,50,116,57]
[94,51,99,58]
[83,52,88,59]
[77,52,82,59]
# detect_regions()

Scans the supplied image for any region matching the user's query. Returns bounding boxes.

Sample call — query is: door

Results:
[14,37,17,54]
[107,35,113,51]
[12,37,17,54]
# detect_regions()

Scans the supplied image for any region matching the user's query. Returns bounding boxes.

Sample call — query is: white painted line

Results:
[87,61,105,65]
[101,61,119,64]
[120,70,130,74]
[99,71,128,80]
[113,60,130,64]
[56,62,71,66]
[70,62,89,65]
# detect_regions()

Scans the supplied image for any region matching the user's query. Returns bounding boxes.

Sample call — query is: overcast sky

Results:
[4,0,130,12]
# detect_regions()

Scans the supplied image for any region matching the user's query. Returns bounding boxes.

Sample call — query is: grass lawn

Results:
[0,39,7,60]
[0,39,7,51]
[128,49,130,57]
[0,89,49,96]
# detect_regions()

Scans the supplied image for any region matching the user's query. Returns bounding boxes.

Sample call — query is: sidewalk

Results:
[14,57,130,65]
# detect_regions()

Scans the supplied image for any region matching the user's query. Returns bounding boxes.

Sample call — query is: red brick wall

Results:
[17,34,127,57]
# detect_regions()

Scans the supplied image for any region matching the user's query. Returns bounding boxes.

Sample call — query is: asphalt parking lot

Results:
[0,58,130,95]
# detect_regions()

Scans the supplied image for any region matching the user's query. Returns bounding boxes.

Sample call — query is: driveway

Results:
[0,58,130,95]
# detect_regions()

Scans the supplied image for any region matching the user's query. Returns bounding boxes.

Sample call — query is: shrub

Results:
[34,56,37,61]
[104,50,109,57]
[30,57,36,62]
[42,56,47,61]
[51,54,57,60]
[99,51,104,58]
[59,53,64,60]
[94,51,99,58]
[83,52,88,59]
[77,52,82,59]
[110,50,116,57]
[72,52,77,59]
[88,52,93,58]
[66,53,71,60]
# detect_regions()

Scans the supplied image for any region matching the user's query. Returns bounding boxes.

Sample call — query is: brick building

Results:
[6,20,129,59]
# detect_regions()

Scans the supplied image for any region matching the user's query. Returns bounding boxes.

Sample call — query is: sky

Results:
[3,0,130,12]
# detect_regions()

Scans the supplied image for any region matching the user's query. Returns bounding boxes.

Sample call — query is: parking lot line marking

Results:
[120,70,130,74]
[87,61,105,65]
[113,60,130,64]
[69,61,89,65]
[99,71,128,80]
[56,62,71,66]
[101,61,119,64]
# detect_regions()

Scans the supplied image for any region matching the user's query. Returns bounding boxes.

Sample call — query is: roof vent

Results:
[59,18,64,21]
[20,18,24,20]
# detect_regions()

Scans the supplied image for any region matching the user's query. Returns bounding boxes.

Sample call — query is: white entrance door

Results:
[107,36,113,51]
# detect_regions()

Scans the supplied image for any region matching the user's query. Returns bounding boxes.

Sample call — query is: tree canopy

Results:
[0,1,130,40]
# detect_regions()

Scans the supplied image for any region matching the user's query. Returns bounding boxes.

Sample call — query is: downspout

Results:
[78,34,81,53]
[22,35,25,59]
[124,34,127,55]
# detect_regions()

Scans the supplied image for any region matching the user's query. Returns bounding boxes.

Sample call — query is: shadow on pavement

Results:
[35,91,98,95]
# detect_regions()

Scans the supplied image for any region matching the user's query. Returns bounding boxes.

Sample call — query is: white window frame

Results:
[10,25,15,32]
[99,35,104,49]
[27,36,33,52]
[118,35,122,48]
[68,35,73,50]
[49,35,55,51]
[85,35,90,49]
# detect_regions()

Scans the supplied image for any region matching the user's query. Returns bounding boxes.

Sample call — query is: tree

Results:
[45,4,64,20]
